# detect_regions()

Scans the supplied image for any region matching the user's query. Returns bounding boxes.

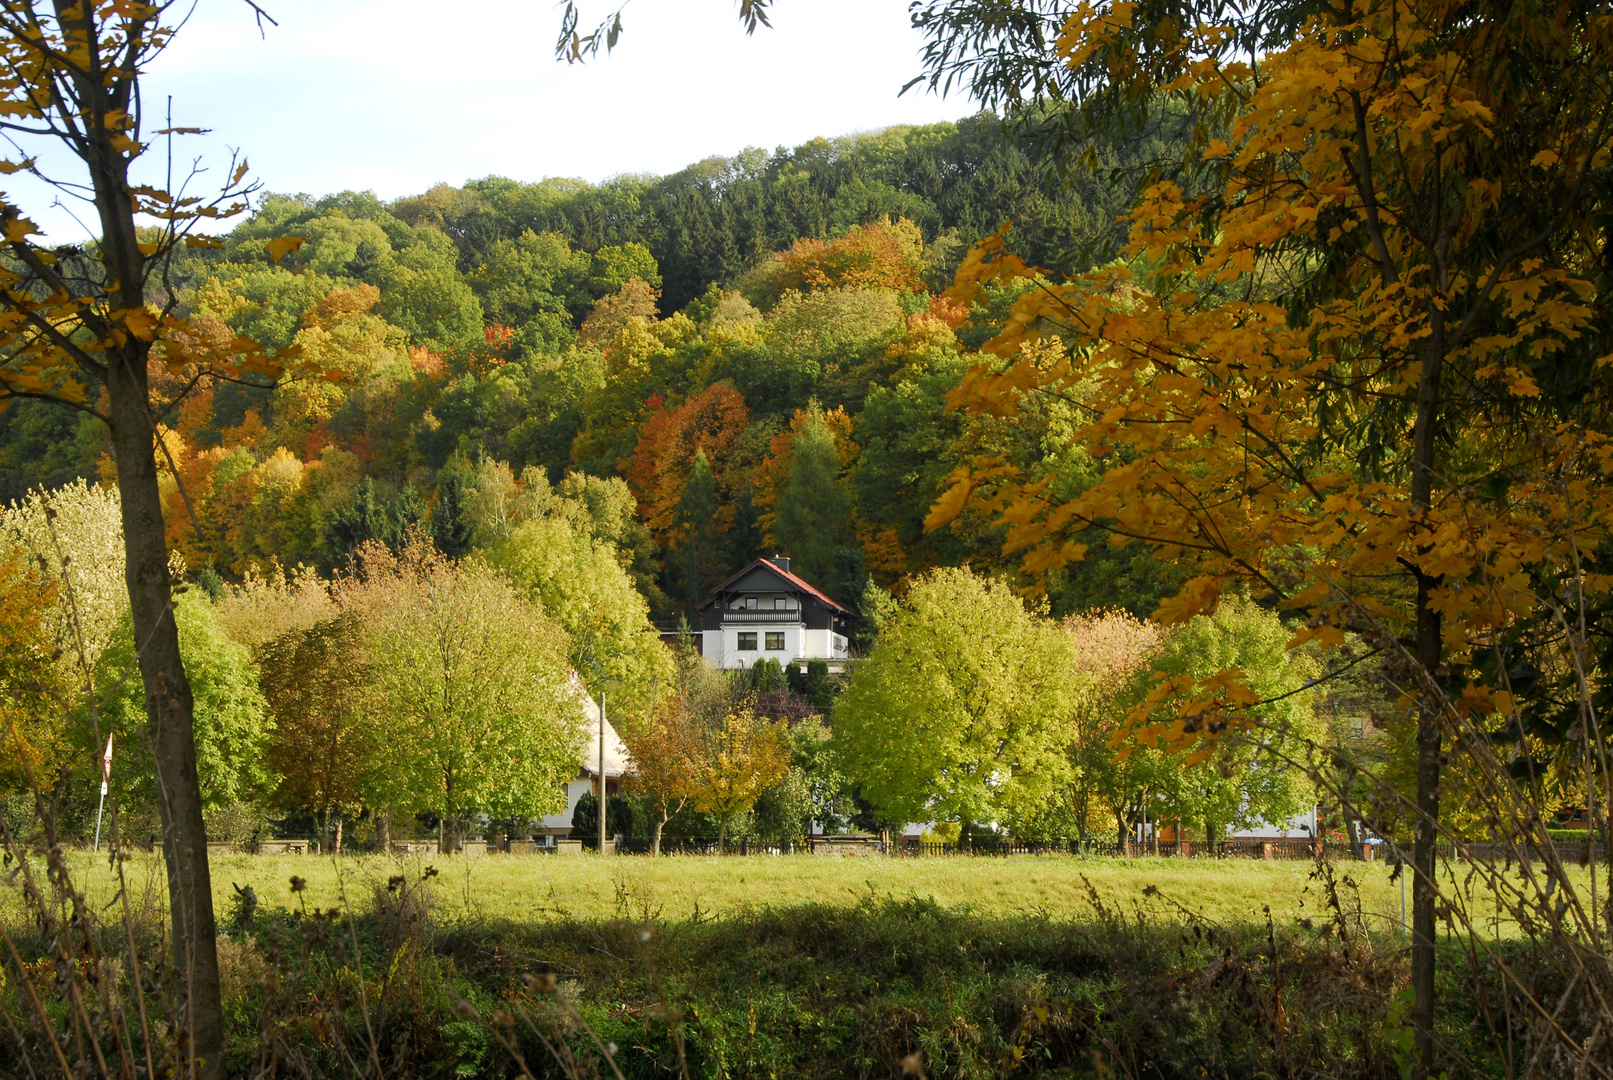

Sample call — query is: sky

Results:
[14,0,979,242]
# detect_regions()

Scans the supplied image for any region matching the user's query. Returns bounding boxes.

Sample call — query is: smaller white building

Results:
[1230,807,1321,840]
[535,681,632,845]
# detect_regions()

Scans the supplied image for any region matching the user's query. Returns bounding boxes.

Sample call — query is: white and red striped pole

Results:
[92,734,113,852]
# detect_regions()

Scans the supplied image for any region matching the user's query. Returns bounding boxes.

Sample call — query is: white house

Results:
[534,680,632,846]
[694,556,851,672]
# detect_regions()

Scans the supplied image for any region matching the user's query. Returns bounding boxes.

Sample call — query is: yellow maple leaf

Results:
[267,235,307,264]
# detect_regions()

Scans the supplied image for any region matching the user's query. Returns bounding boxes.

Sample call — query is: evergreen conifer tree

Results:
[773,413,851,595]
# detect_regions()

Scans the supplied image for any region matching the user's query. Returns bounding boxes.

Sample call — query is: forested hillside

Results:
[0,113,1180,621]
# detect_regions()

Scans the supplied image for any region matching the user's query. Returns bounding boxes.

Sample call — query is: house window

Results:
[766,632,785,650]
[737,632,758,650]
[774,597,787,610]
[1349,716,1365,739]
[746,596,758,610]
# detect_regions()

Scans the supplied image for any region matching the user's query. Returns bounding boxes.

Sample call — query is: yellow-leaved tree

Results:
[0,5,320,1070]
[925,0,1613,1068]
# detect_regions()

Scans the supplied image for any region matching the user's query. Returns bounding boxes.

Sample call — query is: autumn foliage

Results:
[767,217,927,298]
[624,383,749,542]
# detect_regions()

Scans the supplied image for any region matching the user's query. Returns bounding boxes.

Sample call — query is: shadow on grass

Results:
[1,861,1555,1078]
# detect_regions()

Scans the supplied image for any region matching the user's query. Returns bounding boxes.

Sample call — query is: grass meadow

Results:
[35,846,1564,938]
[7,850,1587,1077]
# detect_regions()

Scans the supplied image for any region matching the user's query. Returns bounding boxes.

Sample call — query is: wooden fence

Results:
[208,835,1613,862]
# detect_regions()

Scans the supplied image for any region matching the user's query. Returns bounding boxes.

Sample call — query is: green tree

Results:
[671,450,722,612]
[91,592,272,813]
[259,617,383,855]
[771,411,853,597]
[1143,599,1323,847]
[343,542,582,853]
[833,567,1084,839]
[469,229,589,356]
[489,515,674,731]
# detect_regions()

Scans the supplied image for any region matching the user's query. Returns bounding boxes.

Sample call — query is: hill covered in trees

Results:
[0,112,1179,621]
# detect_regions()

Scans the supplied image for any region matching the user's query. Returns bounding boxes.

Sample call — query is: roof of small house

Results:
[571,675,630,778]
[695,558,849,614]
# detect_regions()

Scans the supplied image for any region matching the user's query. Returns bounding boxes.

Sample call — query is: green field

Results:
[27,847,1482,935]
[7,850,1587,1077]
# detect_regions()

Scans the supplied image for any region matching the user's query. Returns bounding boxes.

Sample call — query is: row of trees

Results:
[3,478,1327,860]
[833,570,1324,846]
[0,481,644,854]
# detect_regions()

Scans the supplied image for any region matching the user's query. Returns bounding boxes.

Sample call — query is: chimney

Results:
[771,555,790,573]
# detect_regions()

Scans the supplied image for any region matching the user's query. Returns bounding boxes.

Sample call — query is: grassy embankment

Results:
[5,853,1568,1077]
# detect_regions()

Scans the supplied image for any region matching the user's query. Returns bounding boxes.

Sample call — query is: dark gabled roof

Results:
[696,558,849,614]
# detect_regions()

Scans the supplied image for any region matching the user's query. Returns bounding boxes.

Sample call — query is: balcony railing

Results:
[717,611,804,625]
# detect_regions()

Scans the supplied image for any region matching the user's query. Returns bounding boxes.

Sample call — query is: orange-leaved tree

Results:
[0,4,316,1071]
[623,691,706,856]
[927,0,1613,1068]
[765,217,928,301]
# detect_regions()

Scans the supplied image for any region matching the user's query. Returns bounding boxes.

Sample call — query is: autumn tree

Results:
[624,382,749,549]
[0,548,68,795]
[926,0,1613,1065]
[2,480,132,685]
[341,541,582,853]
[0,8,323,1059]
[1060,609,1164,841]
[692,702,790,848]
[623,692,706,855]
[747,217,928,308]
[259,616,381,855]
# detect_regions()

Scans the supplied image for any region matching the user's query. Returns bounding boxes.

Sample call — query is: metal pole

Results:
[1400,855,1407,936]
[599,692,607,856]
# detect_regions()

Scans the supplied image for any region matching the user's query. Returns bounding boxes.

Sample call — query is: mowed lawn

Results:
[26,849,1428,933]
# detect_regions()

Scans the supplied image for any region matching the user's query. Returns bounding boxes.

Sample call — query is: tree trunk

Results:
[441,768,456,854]
[1412,577,1443,1077]
[377,807,391,856]
[652,813,666,858]
[333,809,343,857]
[1409,314,1446,1078]
[106,356,225,1079]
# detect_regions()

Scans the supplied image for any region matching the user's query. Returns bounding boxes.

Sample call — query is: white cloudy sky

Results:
[12,0,978,241]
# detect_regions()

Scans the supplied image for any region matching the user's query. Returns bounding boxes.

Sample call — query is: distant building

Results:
[534,680,631,846]
[695,556,851,672]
